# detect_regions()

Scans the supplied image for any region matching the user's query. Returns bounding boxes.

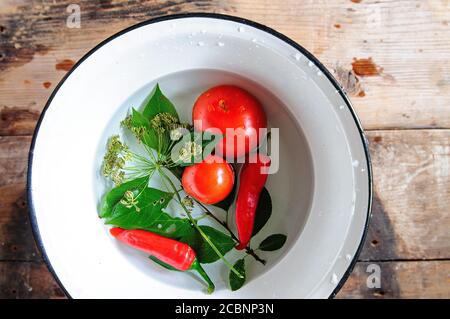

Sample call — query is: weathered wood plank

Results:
[1,0,449,135]
[337,261,450,299]
[361,130,450,261]
[0,136,29,187]
[0,136,40,261]
[0,261,65,298]
[1,260,448,298]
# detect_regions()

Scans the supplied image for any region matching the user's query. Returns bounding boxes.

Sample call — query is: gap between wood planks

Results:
[356,258,450,263]
[364,127,450,131]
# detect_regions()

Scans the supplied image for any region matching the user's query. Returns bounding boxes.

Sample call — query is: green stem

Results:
[143,144,158,164]
[157,133,163,162]
[163,135,177,156]
[195,200,267,266]
[195,214,208,221]
[191,259,215,294]
[131,151,155,166]
[245,247,266,265]
[158,169,243,279]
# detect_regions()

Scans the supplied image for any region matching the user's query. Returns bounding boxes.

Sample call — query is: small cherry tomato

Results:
[182,155,234,205]
[193,85,267,158]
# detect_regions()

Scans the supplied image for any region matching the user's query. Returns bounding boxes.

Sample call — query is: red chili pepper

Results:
[110,227,215,293]
[235,154,271,250]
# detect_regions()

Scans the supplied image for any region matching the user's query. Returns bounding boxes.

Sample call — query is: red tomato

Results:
[182,155,234,205]
[193,85,267,159]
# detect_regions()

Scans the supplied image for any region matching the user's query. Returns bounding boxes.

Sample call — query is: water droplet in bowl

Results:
[346,254,352,261]
[217,41,225,47]
[238,26,245,32]
[361,168,366,173]
[339,105,345,110]
[317,70,323,76]
[308,61,314,67]
[352,160,360,168]
[197,41,205,47]
[293,53,301,61]
[331,273,339,284]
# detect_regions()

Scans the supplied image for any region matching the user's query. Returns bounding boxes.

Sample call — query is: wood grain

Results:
[1,260,448,299]
[0,261,65,298]
[338,260,450,299]
[360,130,450,261]
[0,136,41,261]
[1,0,449,135]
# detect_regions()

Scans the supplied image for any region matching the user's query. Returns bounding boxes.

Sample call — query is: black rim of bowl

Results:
[27,12,373,299]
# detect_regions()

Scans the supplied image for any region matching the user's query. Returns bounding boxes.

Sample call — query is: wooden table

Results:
[0,0,449,299]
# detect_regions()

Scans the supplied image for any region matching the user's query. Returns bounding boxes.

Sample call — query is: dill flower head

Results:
[120,116,132,130]
[102,135,131,185]
[121,116,148,141]
[150,112,178,133]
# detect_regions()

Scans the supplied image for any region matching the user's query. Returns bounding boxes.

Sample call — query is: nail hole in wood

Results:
[371,239,379,246]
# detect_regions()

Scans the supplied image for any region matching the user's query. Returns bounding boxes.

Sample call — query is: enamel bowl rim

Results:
[27,12,372,299]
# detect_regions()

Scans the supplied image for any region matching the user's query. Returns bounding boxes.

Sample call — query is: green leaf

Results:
[149,255,180,271]
[129,108,159,149]
[130,108,150,127]
[252,187,272,237]
[142,84,179,121]
[171,131,223,167]
[229,259,246,291]
[180,225,235,264]
[103,187,192,239]
[213,177,237,212]
[125,84,181,152]
[258,234,287,251]
[99,176,149,218]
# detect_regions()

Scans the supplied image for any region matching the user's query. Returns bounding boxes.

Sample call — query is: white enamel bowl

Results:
[28,14,371,299]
